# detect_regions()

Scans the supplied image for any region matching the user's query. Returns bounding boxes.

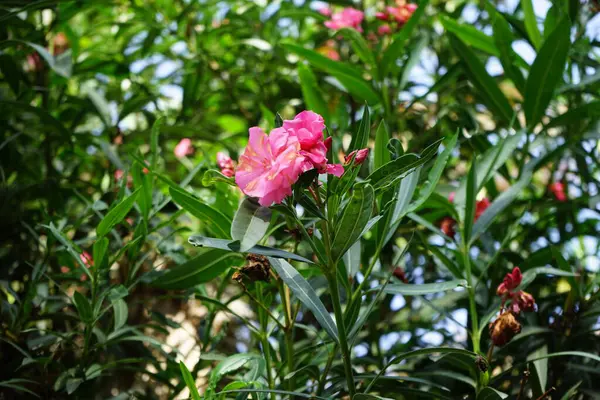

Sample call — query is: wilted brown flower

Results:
[232,254,271,285]
[489,311,522,347]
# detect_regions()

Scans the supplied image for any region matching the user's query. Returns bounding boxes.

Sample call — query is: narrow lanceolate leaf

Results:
[463,161,477,243]
[477,387,509,400]
[373,121,391,171]
[169,186,231,239]
[97,189,140,238]
[268,257,338,343]
[336,27,376,70]
[179,362,202,400]
[349,106,370,152]
[524,18,571,129]
[150,249,239,290]
[449,35,513,124]
[488,5,526,93]
[297,64,330,123]
[150,117,164,171]
[73,291,93,323]
[93,237,109,271]
[331,183,374,262]
[112,298,128,331]
[546,101,600,128]
[188,236,314,264]
[282,43,380,105]
[367,139,442,191]
[470,161,535,243]
[440,16,498,57]
[231,197,272,252]
[381,0,429,76]
[522,0,542,50]
[408,132,458,213]
[371,279,467,296]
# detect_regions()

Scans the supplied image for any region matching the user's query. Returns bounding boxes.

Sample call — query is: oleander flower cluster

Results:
[235,111,344,206]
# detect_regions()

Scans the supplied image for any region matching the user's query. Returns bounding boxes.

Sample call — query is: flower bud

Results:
[324,136,332,152]
[378,24,392,35]
[345,148,369,165]
[489,311,521,347]
[375,12,389,21]
[439,217,456,237]
[393,267,408,283]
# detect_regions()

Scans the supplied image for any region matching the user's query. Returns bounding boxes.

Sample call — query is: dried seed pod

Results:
[475,355,488,373]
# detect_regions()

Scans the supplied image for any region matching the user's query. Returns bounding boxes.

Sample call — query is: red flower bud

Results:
[439,217,456,237]
[549,182,567,202]
[393,267,408,283]
[474,197,491,220]
[497,267,522,296]
[375,12,389,21]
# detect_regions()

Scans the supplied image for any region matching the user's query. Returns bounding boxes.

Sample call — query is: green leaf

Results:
[529,345,548,395]
[519,267,578,290]
[440,16,499,57]
[0,54,20,94]
[150,248,239,290]
[282,42,380,105]
[268,257,338,342]
[373,121,391,171]
[407,132,457,213]
[523,18,571,128]
[463,161,477,243]
[150,117,164,172]
[202,169,236,187]
[477,387,508,400]
[367,139,441,191]
[179,362,202,400]
[331,183,374,262]
[336,27,376,70]
[93,237,109,271]
[231,197,272,252]
[297,64,330,123]
[470,161,534,242]
[112,298,128,331]
[488,5,526,93]
[371,279,467,295]
[188,236,314,264]
[132,161,152,220]
[97,189,140,238]
[342,241,361,278]
[522,0,542,50]
[349,106,371,154]
[73,291,93,323]
[561,381,582,400]
[381,0,429,76]
[546,101,600,129]
[169,186,231,239]
[449,35,514,124]
[0,100,71,140]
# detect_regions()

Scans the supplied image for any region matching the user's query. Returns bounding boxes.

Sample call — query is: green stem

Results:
[278,280,295,392]
[317,345,336,396]
[463,244,480,355]
[327,269,356,396]
[257,285,276,400]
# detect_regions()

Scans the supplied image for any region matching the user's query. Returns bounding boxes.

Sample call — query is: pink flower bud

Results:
[378,24,392,35]
[375,12,389,21]
[324,136,332,152]
[345,148,369,165]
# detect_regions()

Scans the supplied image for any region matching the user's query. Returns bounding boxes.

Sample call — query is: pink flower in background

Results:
[80,251,94,267]
[217,152,236,177]
[318,6,332,17]
[324,7,364,32]
[174,138,194,158]
[283,111,344,177]
[114,169,125,181]
[378,24,392,35]
[235,127,307,206]
[318,40,340,60]
[376,1,418,30]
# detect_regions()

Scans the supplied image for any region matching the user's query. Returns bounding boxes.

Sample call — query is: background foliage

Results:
[1,0,600,399]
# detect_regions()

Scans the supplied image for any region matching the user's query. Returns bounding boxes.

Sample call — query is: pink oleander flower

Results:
[217,152,236,177]
[378,24,392,35]
[283,111,344,177]
[377,1,417,28]
[80,251,94,267]
[174,138,194,158]
[324,7,364,32]
[235,127,307,206]
[448,191,455,203]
